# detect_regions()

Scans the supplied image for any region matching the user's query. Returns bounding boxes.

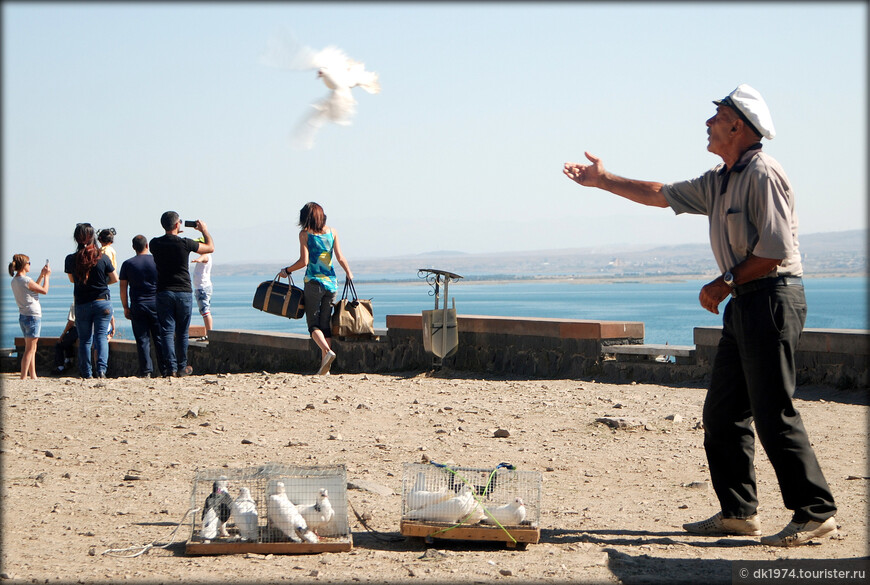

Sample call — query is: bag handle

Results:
[267,272,299,317]
[340,279,360,302]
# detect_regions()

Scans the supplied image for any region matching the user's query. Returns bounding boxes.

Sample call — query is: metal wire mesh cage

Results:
[400,462,541,533]
[186,463,351,554]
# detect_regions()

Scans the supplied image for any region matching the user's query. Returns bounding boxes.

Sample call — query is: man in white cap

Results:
[563,84,837,547]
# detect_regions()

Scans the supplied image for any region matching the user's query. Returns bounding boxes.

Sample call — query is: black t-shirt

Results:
[64,253,115,303]
[149,234,200,292]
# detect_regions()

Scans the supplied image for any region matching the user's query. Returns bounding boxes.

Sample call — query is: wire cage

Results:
[185,463,352,555]
[399,462,541,548]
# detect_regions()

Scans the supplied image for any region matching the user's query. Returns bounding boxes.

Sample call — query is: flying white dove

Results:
[297,488,335,535]
[261,35,380,149]
[407,484,476,523]
[202,479,233,538]
[481,497,527,526]
[407,471,452,511]
[267,481,318,543]
[231,487,260,541]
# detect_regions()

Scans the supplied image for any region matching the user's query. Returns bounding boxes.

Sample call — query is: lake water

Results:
[2,276,866,349]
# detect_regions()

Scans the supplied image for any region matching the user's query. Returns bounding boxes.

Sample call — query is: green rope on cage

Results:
[425,463,517,544]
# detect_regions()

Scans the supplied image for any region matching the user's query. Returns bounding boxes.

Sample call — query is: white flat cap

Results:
[713,84,776,140]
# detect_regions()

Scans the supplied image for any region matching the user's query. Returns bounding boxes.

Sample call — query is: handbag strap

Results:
[269,272,298,317]
[340,279,360,302]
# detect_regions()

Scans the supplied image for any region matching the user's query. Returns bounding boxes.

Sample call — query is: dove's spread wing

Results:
[310,45,351,72]
[347,61,380,94]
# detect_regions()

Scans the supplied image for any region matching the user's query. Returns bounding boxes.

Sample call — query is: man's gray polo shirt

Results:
[661,145,803,277]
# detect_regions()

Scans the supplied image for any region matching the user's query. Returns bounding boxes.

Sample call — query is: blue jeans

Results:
[131,301,164,376]
[156,290,192,375]
[75,299,112,378]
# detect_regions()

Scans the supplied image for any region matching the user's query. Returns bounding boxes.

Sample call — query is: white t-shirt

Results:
[11,274,41,317]
[192,255,212,289]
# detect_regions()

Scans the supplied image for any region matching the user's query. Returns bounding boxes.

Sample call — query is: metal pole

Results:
[441,277,449,359]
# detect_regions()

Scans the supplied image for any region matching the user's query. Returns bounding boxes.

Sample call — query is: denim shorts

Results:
[19,314,41,338]
[195,286,212,316]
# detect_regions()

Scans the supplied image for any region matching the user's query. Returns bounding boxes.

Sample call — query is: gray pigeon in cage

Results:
[407,484,476,523]
[203,479,233,538]
[267,481,319,543]
[231,487,260,541]
[481,496,526,526]
[297,488,335,535]
[407,471,452,511]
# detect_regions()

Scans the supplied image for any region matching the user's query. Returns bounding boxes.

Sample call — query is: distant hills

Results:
[217,229,866,281]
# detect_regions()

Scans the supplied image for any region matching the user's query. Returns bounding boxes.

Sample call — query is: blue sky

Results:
[2,2,866,266]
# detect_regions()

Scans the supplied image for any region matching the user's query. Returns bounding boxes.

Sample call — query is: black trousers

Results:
[703,282,836,524]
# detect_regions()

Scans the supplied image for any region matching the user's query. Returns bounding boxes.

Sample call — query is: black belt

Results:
[731,276,802,298]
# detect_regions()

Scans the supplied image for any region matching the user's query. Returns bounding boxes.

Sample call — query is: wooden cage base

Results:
[400,520,539,548]
[185,536,352,556]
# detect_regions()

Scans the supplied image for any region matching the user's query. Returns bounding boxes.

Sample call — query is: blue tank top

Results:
[304,231,337,292]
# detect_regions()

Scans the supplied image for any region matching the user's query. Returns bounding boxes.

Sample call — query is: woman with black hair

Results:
[64,223,118,378]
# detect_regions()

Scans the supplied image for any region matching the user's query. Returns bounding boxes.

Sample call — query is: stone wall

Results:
[694,326,870,390]
[10,316,868,389]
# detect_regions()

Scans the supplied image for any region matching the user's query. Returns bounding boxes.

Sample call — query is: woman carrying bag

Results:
[280,202,353,375]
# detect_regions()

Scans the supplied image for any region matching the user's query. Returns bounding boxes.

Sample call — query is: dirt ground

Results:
[1,370,867,584]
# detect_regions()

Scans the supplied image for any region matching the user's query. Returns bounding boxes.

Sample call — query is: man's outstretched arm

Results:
[563,151,669,208]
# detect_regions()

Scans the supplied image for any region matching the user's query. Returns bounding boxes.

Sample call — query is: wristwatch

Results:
[723,271,736,287]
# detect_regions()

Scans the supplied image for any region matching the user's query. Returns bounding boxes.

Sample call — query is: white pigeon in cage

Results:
[407,471,452,511]
[202,479,233,538]
[297,488,335,535]
[200,505,219,541]
[407,484,476,523]
[481,497,527,526]
[231,487,260,541]
[267,481,319,543]
[260,36,380,149]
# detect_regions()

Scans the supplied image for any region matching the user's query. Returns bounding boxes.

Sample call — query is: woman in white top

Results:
[9,254,51,379]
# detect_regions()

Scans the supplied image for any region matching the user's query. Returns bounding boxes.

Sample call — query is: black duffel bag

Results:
[252,273,305,319]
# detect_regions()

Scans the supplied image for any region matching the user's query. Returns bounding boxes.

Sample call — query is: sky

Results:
[2,2,866,267]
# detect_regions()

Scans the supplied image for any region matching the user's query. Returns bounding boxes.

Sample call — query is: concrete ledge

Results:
[604,344,695,358]
[693,326,869,389]
[386,314,644,340]
[694,327,870,355]
[208,329,311,351]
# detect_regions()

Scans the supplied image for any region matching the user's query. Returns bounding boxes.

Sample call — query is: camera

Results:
[184,220,198,228]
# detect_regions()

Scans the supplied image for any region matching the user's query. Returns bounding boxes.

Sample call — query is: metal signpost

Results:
[417,268,463,366]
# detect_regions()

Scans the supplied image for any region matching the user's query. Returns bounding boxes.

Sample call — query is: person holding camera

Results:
[149,211,214,377]
[9,254,51,379]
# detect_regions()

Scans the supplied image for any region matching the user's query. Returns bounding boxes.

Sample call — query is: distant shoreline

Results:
[213,271,867,286]
[351,272,867,286]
